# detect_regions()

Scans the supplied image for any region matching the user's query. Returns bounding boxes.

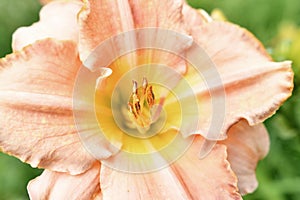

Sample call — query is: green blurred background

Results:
[0,0,299,199]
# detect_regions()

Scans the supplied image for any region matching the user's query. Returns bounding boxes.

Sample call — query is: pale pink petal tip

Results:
[220,120,270,195]
[12,0,83,51]
[28,162,101,200]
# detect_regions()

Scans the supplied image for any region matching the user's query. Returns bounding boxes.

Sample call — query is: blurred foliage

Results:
[0,154,42,200]
[0,0,300,199]
[0,0,41,57]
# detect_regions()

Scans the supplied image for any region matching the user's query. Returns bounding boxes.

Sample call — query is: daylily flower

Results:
[0,0,293,199]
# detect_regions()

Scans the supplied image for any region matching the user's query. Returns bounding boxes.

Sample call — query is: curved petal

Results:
[100,165,189,199]
[12,0,82,51]
[129,0,188,74]
[78,0,135,61]
[188,21,293,139]
[171,136,242,199]
[28,162,101,200]
[129,0,185,31]
[0,39,95,175]
[182,3,211,31]
[100,136,241,199]
[219,120,269,195]
[193,21,272,63]
[79,0,187,56]
[78,0,190,74]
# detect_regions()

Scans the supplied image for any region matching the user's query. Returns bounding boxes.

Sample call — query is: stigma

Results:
[127,77,155,131]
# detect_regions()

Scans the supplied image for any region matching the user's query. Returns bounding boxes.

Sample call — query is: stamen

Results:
[132,80,138,94]
[142,77,148,89]
[127,78,155,130]
[146,85,155,107]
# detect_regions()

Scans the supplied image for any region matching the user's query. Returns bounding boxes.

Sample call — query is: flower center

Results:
[93,63,188,156]
[127,78,155,133]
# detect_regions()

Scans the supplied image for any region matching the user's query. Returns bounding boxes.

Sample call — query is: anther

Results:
[132,80,138,94]
[128,103,133,113]
[142,77,148,89]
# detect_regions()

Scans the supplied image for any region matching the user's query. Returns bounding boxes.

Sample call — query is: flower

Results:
[0,0,293,199]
